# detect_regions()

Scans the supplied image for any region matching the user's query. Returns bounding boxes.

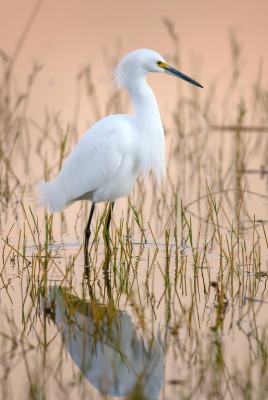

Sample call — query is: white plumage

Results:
[39,49,202,265]
[39,49,172,213]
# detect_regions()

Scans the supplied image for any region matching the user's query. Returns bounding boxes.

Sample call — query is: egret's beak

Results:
[162,64,203,88]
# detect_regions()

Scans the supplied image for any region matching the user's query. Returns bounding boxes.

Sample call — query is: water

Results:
[2,177,268,399]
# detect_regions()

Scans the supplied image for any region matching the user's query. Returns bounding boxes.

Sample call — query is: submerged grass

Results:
[2,185,268,399]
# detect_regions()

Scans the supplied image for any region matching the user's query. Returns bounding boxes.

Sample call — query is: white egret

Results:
[39,49,203,265]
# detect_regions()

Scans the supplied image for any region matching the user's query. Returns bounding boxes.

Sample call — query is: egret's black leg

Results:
[84,201,96,267]
[104,201,115,251]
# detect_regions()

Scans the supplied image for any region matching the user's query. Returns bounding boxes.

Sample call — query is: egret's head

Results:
[115,49,203,90]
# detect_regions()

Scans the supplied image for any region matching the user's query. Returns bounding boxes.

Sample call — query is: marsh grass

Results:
[2,14,268,400]
[2,195,268,399]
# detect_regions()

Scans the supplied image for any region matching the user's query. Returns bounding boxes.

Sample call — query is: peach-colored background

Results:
[1,0,268,129]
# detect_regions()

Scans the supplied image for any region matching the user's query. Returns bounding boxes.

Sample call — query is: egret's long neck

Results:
[125,76,166,186]
[127,77,163,130]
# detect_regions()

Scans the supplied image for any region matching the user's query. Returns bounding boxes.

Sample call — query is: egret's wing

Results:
[59,115,133,204]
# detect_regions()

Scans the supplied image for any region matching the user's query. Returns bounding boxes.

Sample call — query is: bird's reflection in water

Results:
[48,286,163,399]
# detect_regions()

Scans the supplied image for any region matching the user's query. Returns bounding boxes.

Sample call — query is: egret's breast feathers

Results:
[137,133,166,187]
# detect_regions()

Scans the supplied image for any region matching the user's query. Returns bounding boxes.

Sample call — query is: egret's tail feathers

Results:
[39,180,68,214]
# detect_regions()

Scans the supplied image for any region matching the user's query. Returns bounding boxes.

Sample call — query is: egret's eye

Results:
[157,61,162,66]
